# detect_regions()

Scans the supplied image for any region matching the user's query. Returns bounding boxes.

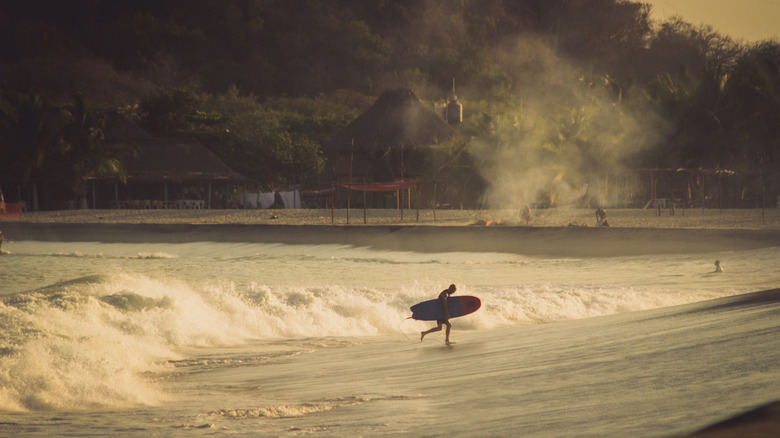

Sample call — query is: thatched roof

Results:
[101,113,253,184]
[325,89,457,156]
[121,138,254,183]
[104,111,154,142]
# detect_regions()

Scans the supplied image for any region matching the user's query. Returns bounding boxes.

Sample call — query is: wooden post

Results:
[416,183,421,222]
[400,144,404,221]
[400,188,404,221]
[433,180,437,222]
[331,180,335,224]
[347,139,354,224]
[363,178,367,224]
[761,172,766,225]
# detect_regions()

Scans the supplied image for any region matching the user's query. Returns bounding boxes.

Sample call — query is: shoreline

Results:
[4,207,780,229]
[3,208,780,257]
[3,217,780,257]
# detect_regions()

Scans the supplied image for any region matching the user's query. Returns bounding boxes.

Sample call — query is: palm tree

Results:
[0,92,65,210]
[59,94,130,208]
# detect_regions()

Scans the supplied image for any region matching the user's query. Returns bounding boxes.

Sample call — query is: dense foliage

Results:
[0,0,778,206]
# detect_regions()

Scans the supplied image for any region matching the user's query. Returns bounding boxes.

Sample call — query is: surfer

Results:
[714,260,723,273]
[421,284,457,345]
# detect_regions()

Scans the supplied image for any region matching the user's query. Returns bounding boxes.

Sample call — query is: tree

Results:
[0,92,65,209]
[722,42,780,171]
[58,94,131,207]
[140,87,201,135]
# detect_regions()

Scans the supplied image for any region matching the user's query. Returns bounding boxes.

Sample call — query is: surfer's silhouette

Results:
[713,260,723,273]
[421,284,457,345]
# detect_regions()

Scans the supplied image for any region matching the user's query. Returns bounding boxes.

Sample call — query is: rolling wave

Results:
[0,267,748,412]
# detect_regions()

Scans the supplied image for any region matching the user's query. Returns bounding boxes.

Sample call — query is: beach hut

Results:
[324,89,458,210]
[87,114,255,209]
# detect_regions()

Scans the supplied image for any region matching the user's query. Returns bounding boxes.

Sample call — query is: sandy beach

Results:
[3,208,780,258]
[7,206,780,229]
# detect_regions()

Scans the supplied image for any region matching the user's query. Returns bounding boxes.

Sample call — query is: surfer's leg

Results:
[444,321,452,344]
[421,322,443,341]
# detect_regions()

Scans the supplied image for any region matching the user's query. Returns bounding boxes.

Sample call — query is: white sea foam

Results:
[1,240,777,417]
[0,268,736,413]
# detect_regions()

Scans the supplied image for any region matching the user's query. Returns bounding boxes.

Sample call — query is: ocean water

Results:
[1,238,779,437]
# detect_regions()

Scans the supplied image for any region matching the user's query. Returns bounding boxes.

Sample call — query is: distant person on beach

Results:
[520,204,532,224]
[714,260,723,273]
[0,229,5,252]
[421,284,457,345]
[595,207,608,226]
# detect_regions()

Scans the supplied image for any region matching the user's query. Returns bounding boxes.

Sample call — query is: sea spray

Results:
[466,284,723,328]
[0,275,173,411]
[0,272,422,411]
[0,242,757,412]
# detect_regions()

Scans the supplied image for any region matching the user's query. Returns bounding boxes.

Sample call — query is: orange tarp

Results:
[0,203,22,220]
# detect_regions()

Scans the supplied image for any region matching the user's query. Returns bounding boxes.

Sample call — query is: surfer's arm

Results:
[441,295,450,319]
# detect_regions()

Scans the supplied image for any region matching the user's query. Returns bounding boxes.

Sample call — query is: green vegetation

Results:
[0,0,777,207]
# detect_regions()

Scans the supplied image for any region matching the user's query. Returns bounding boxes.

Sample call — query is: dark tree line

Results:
[0,0,778,207]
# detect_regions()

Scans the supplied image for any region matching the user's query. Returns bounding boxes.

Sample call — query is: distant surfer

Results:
[420,284,457,345]
[713,260,723,273]
[0,229,4,252]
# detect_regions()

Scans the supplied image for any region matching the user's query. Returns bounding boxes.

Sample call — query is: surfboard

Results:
[410,295,481,321]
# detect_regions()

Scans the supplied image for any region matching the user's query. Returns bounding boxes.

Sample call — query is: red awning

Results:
[340,182,416,192]
[0,203,22,220]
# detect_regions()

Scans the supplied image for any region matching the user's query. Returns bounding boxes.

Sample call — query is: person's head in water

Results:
[447,284,457,295]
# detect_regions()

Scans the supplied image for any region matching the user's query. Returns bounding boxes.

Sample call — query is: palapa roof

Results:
[101,112,253,184]
[325,89,457,156]
[121,138,254,183]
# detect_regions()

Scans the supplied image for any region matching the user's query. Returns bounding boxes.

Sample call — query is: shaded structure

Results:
[582,168,779,212]
[87,114,255,209]
[324,89,458,210]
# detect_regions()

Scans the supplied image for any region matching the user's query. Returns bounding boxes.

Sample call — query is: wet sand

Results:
[6,207,780,229]
[2,208,780,258]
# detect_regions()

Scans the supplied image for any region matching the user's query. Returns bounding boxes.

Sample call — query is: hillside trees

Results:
[139,86,359,189]
[0,0,778,207]
[0,93,129,208]
[0,93,65,208]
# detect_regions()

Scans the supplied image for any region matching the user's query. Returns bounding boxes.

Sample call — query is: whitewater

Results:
[1,237,779,436]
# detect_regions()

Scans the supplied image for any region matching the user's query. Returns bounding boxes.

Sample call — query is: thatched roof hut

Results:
[323,89,460,209]
[325,89,457,157]
[102,112,252,184]
[85,113,254,209]
[121,138,253,184]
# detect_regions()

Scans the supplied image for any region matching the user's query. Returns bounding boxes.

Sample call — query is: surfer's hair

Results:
[448,284,457,292]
